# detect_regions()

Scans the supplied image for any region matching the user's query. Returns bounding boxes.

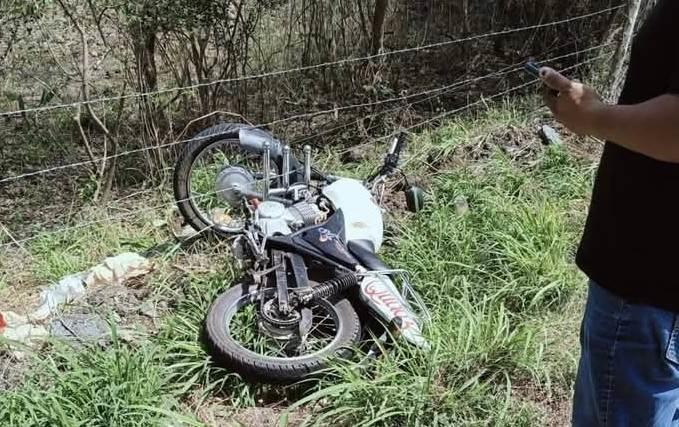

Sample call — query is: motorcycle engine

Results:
[255,200,324,236]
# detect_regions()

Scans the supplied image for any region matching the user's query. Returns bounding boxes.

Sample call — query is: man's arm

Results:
[539,67,679,163]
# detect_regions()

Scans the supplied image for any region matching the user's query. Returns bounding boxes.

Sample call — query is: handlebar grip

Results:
[380,132,407,175]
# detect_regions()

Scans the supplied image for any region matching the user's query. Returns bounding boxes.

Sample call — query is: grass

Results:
[26,205,168,282]
[0,331,199,427]
[285,143,592,426]
[392,148,589,313]
[0,101,596,426]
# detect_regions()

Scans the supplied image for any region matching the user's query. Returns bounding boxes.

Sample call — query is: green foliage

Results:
[0,0,48,22]
[99,0,279,33]
[114,0,233,31]
[286,296,546,426]
[158,267,254,404]
[28,208,165,282]
[288,131,593,426]
[0,333,199,427]
[0,105,594,425]
[390,147,590,314]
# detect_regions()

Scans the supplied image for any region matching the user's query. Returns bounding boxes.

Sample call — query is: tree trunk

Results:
[132,27,158,92]
[371,0,388,55]
[607,0,643,101]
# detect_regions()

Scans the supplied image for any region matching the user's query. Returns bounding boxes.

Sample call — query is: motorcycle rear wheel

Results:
[206,282,361,382]
[173,123,281,236]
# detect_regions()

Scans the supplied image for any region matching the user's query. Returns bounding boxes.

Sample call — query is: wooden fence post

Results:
[607,0,643,100]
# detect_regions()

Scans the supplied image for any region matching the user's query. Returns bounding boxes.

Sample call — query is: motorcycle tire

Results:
[173,123,280,237]
[205,282,361,382]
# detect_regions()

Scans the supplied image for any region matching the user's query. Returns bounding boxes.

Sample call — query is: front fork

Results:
[258,250,430,351]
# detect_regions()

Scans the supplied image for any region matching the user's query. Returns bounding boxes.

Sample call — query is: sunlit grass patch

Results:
[27,206,168,282]
[0,331,199,427]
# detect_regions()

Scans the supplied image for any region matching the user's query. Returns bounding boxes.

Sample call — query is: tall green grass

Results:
[392,147,590,313]
[287,144,593,425]
[28,208,166,282]
[0,105,596,426]
[0,332,199,427]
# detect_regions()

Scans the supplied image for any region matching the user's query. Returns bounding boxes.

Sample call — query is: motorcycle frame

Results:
[231,127,430,348]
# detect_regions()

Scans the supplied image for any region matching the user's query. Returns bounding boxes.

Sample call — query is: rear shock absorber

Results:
[300,274,359,304]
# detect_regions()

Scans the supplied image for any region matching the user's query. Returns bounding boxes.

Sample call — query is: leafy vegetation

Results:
[0,103,595,426]
[0,332,198,426]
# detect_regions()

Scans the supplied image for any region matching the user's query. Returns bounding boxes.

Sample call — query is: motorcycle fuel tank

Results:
[321,178,384,252]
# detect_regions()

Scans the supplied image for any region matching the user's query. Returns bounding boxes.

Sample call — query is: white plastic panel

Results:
[322,178,384,251]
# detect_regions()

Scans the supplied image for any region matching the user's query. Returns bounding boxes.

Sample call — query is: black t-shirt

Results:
[576,0,679,311]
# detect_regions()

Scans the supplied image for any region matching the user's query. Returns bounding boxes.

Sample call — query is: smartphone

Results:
[524,61,543,78]
[525,60,559,95]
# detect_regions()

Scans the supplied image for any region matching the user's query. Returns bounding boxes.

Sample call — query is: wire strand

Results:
[0,54,607,250]
[290,42,612,146]
[0,43,611,185]
[2,43,611,237]
[0,5,622,118]
[397,51,613,139]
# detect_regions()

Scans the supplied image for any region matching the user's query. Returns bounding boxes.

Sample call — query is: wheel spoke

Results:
[306,314,332,337]
[188,139,278,232]
[229,294,340,359]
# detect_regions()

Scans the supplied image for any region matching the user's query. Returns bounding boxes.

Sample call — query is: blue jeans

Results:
[573,281,679,426]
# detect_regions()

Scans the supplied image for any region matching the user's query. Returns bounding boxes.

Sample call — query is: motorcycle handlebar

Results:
[389,132,407,159]
[384,132,407,172]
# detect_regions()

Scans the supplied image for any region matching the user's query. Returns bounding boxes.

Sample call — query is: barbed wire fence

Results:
[0,4,622,120]
[0,41,613,250]
[0,5,623,251]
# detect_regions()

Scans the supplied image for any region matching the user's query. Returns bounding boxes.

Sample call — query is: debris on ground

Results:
[211,208,232,225]
[87,284,144,315]
[31,252,153,321]
[170,211,201,241]
[31,274,86,321]
[0,351,26,392]
[191,399,305,427]
[454,196,470,216]
[538,125,562,146]
[138,300,160,319]
[49,313,109,345]
[0,311,49,355]
[83,252,153,288]
[0,252,154,348]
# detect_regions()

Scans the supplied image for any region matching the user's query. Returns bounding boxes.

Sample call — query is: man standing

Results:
[539,0,679,425]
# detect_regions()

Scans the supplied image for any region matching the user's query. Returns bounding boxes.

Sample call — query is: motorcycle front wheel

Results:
[205,282,361,382]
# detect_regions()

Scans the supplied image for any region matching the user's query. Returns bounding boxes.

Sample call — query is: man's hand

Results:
[539,67,679,163]
[539,67,606,136]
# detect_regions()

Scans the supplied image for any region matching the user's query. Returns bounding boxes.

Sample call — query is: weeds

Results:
[390,147,589,315]
[28,207,167,282]
[289,125,593,426]
[0,104,595,425]
[158,267,253,406]
[0,333,198,427]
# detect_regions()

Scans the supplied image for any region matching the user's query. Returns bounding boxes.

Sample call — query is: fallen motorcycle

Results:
[173,123,430,382]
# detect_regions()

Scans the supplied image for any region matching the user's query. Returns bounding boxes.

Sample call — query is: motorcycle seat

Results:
[347,240,390,272]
